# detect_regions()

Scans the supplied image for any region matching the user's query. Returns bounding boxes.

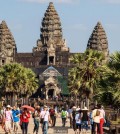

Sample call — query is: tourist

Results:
[61,107,68,127]
[98,105,105,134]
[12,106,20,134]
[92,105,98,134]
[20,108,30,134]
[49,105,56,127]
[71,106,77,132]
[4,105,13,134]
[33,106,41,134]
[68,106,73,128]
[81,106,89,134]
[75,109,81,134]
[40,105,51,134]
[89,108,94,134]
[0,106,6,129]
[93,109,100,134]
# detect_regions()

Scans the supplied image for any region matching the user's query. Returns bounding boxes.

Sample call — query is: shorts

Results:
[81,121,89,130]
[13,122,19,129]
[76,123,81,130]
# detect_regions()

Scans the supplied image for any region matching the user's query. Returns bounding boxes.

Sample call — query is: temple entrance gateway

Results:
[48,89,54,98]
[44,76,61,100]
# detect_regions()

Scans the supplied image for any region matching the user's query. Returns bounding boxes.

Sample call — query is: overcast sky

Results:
[0,0,120,53]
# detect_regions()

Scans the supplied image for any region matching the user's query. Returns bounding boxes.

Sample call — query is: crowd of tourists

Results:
[0,104,105,134]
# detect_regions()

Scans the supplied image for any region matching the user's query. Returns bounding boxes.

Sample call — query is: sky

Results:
[0,0,120,53]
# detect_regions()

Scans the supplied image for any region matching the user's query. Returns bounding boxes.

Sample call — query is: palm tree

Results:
[0,63,38,106]
[68,49,105,108]
[98,51,120,107]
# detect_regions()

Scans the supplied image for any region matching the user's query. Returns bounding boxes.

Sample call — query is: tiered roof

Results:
[0,21,16,51]
[87,22,109,59]
[40,2,62,46]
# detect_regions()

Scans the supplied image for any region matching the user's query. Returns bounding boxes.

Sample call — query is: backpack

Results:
[49,109,55,116]
[32,112,35,118]
[61,110,67,118]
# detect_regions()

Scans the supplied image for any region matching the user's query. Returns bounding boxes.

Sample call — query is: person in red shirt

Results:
[20,108,30,134]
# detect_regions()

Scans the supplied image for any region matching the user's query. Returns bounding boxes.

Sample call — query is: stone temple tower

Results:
[87,22,109,61]
[0,21,16,66]
[33,2,69,65]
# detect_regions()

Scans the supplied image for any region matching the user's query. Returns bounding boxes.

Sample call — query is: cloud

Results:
[19,0,79,4]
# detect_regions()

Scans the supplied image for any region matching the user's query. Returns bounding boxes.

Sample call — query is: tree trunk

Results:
[75,94,77,106]
[87,98,90,109]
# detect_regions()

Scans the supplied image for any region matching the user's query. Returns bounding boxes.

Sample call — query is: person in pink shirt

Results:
[4,105,13,134]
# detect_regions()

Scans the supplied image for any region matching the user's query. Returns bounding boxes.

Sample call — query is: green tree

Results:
[68,49,105,107]
[0,63,38,106]
[98,51,120,107]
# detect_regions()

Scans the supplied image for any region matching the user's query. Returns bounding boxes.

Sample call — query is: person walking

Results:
[49,105,57,127]
[61,107,68,127]
[93,110,101,134]
[68,106,73,128]
[20,108,30,134]
[40,105,51,134]
[4,105,13,134]
[75,109,81,134]
[92,106,98,134]
[33,106,41,134]
[12,106,20,134]
[71,106,77,132]
[98,105,105,134]
[81,107,89,134]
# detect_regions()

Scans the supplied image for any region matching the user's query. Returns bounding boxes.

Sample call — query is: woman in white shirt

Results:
[93,110,100,134]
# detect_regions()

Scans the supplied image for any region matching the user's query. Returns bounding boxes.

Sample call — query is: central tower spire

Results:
[33,2,69,65]
[40,2,62,46]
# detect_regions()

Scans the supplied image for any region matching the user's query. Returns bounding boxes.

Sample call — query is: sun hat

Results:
[44,105,48,108]
[6,105,11,108]
[76,108,80,111]
[82,106,88,110]
[72,106,76,109]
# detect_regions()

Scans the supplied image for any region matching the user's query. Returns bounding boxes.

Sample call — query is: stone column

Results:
[46,90,48,100]
[47,56,49,65]
[54,55,55,65]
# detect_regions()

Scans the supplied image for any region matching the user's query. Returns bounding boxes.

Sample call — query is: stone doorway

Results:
[48,89,54,98]
[49,56,54,64]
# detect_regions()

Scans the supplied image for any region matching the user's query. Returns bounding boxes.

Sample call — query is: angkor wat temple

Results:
[0,2,109,98]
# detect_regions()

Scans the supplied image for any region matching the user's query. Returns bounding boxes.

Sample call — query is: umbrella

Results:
[21,105,35,112]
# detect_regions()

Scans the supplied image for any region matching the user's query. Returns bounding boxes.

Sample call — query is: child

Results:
[75,110,81,134]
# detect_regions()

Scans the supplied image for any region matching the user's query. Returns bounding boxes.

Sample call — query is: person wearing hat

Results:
[81,106,89,133]
[4,105,13,134]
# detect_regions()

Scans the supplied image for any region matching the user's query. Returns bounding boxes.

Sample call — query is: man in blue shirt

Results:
[12,106,20,133]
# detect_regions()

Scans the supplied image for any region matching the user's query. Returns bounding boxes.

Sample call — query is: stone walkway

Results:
[0,116,91,134]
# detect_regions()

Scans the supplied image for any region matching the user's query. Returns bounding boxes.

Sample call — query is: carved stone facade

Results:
[0,2,110,97]
[0,21,16,66]
[44,76,61,100]
[87,22,109,61]
[32,2,69,66]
